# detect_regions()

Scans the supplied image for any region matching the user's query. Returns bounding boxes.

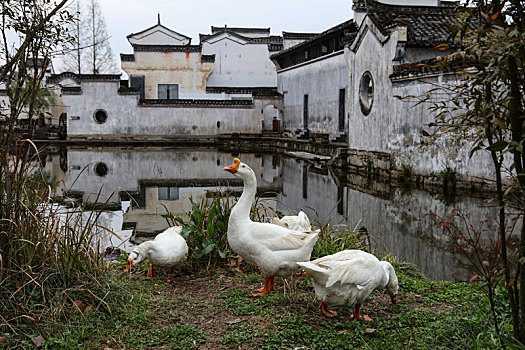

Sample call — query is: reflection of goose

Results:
[271,211,311,231]
[224,158,320,296]
[297,250,398,321]
[127,226,188,282]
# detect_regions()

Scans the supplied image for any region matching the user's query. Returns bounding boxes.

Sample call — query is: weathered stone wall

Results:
[345,21,499,181]
[63,81,263,137]
[277,51,348,137]
[121,51,214,98]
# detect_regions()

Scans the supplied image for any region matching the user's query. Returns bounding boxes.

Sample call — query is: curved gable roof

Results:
[127,23,192,46]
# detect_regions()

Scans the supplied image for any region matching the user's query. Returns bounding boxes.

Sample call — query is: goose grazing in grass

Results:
[224,158,320,296]
[270,210,311,232]
[126,226,188,282]
[297,249,398,321]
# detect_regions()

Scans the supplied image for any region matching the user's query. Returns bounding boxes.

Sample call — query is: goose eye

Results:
[241,165,245,168]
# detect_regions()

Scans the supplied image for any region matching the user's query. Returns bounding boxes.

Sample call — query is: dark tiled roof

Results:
[120,54,135,62]
[364,0,460,48]
[271,20,358,59]
[199,30,283,51]
[282,32,319,40]
[390,55,469,80]
[211,26,270,34]
[268,44,284,52]
[48,72,121,85]
[200,30,282,45]
[139,98,253,108]
[206,86,282,97]
[133,44,202,52]
[250,35,283,44]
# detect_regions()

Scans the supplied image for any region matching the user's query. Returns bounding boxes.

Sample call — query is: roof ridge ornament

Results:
[158,13,161,25]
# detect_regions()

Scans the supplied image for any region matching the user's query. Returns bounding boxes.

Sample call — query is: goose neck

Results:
[232,173,256,220]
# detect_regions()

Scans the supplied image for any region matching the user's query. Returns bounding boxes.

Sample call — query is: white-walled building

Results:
[272,20,358,141]
[343,0,498,180]
[48,20,285,138]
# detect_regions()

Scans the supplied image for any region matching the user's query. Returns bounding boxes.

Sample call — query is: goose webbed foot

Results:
[349,304,372,322]
[250,276,274,297]
[147,264,155,278]
[320,301,338,317]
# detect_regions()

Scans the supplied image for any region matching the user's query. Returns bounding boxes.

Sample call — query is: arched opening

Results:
[263,104,280,132]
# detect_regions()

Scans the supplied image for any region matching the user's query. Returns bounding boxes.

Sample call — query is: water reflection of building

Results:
[61,148,282,240]
[43,147,521,282]
[275,158,347,225]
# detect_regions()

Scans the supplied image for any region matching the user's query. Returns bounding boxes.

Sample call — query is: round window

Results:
[359,71,374,116]
[93,109,108,124]
[94,162,108,177]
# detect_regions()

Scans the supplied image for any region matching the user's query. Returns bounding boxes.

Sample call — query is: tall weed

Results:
[0,149,113,335]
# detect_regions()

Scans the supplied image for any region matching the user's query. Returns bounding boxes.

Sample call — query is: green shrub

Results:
[164,190,232,269]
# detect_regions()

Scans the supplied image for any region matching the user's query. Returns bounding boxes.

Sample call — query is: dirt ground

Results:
[119,269,451,350]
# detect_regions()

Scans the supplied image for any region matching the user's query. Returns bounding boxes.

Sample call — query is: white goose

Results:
[270,210,311,232]
[126,226,188,282]
[297,249,398,321]
[224,158,320,296]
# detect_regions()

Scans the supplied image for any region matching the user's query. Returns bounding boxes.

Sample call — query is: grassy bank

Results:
[2,257,507,349]
[0,189,513,349]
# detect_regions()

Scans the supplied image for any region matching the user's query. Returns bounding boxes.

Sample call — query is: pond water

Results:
[40,146,512,282]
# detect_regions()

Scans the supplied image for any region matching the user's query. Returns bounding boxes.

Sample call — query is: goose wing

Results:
[248,222,319,252]
[307,250,380,288]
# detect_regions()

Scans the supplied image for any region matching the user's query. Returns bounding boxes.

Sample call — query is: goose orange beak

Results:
[126,257,133,272]
[224,158,240,174]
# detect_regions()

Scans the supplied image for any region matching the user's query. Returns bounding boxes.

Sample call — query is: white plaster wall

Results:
[63,81,262,136]
[277,52,348,136]
[345,25,502,180]
[202,36,277,87]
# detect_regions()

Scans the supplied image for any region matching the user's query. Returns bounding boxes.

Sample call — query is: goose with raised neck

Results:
[224,158,320,296]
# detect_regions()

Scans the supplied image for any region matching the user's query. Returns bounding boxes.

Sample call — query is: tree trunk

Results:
[507,54,525,344]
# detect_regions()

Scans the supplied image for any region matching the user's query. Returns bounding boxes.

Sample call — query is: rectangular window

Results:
[338,88,346,131]
[130,75,145,99]
[303,94,309,129]
[158,186,180,201]
[158,84,179,100]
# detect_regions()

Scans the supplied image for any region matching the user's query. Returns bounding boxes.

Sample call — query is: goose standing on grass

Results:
[126,226,188,282]
[224,158,320,296]
[271,210,311,232]
[297,249,398,321]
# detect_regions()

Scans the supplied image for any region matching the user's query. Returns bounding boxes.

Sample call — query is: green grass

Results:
[1,263,508,349]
